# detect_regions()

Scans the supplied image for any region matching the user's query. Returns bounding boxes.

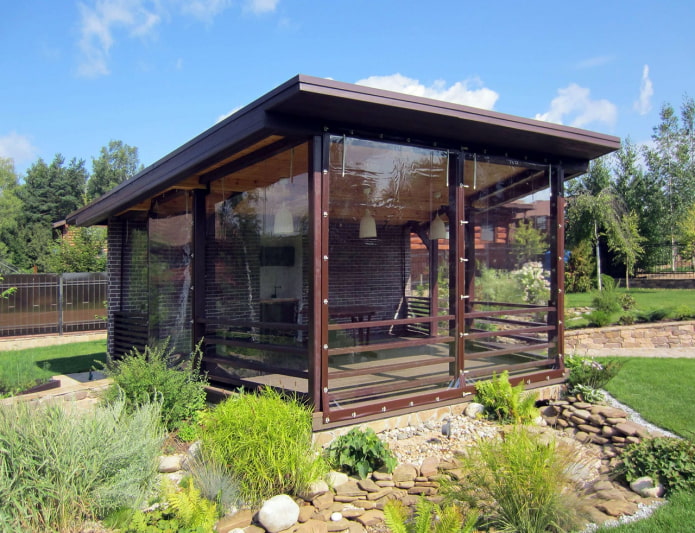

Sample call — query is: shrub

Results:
[565,240,594,293]
[618,293,636,311]
[617,437,695,495]
[512,262,550,305]
[592,287,621,314]
[441,428,581,533]
[384,497,478,533]
[668,304,695,321]
[565,354,624,391]
[325,427,398,479]
[618,313,635,325]
[586,309,613,327]
[199,387,327,505]
[0,400,162,531]
[474,370,539,425]
[101,340,208,431]
[475,266,524,305]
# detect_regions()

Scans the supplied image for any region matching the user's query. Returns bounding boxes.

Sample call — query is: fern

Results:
[474,371,538,424]
[165,481,217,531]
[383,498,478,533]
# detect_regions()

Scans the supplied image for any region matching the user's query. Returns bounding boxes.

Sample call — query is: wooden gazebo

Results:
[67,75,619,428]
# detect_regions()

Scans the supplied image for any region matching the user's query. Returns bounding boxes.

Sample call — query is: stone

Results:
[595,499,638,517]
[341,507,365,519]
[591,405,627,418]
[367,488,395,501]
[587,414,605,426]
[464,402,485,418]
[356,509,385,526]
[215,510,254,533]
[257,495,300,533]
[300,480,330,501]
[326,518,351,532]
[375,480,395,487]
[606,417,627,425]
[394,481,415,489]
[352,500,377,510]
[578,424,601,434]
[408,486,436,496]
[539,405,559,417]
[158,454,183,473]
[574,402,593,410]
[294,519,329,533]
[298,504,316,522]
[392,464,417,482]
[334,481,367,497]
[330,511,343,521]
[371,471,393,481]
[326,471,350,488]
[312,492,335,510]
[614,421,644,437]
[347,522,366,533]
[419,456,440,477]
[357,478,380,492]
[630,476,665,498]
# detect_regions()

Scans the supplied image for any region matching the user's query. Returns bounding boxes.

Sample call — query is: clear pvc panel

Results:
[149,191,193,354]
[463,155,554,381]
[204,143,310,392]
[326,135,454,408]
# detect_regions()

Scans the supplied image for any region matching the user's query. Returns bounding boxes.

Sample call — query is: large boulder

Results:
[257,494,300,533]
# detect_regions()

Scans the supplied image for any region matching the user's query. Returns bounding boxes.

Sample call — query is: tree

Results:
[43,226,107,273]
[678,204,695,268]
[605,211,645,289]
[511,219,546,266]
[19,154,88,227]
[87,140,142,200]
[642,97,695,268]
[0,158,22,267]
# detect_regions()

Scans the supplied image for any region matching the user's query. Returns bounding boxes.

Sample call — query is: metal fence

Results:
[636,244,695,279]
[0,273,107,337]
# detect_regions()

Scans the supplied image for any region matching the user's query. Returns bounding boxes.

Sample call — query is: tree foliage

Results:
[87,140,142,200]
[43,227,107,273]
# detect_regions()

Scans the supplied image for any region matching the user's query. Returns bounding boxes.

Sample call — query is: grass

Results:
[0,340,107,394]
[595,490,695,532]
[598,357,695,439]
[566,288,695,311]
[593,357,695,533]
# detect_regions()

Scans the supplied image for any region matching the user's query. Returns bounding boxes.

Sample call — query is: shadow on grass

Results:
[36,352,107,376]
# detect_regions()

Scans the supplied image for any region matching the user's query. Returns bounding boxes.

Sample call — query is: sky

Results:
[1,0,694,178]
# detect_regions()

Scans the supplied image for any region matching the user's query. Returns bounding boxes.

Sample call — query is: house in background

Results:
[66,75,619,428]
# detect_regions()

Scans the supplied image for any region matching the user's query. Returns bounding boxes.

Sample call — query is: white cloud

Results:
[633,64,654,116]
[355,73,499,110]
[180,0,232,22]
[575,55,614,69]
[244,0,279,14]
[535,83,617,129]
[216,106,242,123]
[0,132,38,166]
[77,0,162,78]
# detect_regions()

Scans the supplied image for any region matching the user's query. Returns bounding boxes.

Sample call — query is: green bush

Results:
[565,240,594,293]
[441,428,581,533]
[565,354,624,391]
[592,288,621,314]
[384,497,478,533]
[101,340,208,431]
[668,305,695,321]
[617,437,695,495]
[325,427,398,479]
[0,400,162,531]
[474,370,539,424]
[475,266,524,305]
[199,387,327,505]
[586,309,613,327]
[618,293,636,311]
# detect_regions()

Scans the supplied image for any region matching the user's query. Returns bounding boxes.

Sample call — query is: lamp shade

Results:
[359,211,377,239]
[273,205,294,235]
[430,214,447,240]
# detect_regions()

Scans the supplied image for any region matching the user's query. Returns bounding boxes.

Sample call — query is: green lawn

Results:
[599,357,695,439]
[0,340,107,395]
[566,288,695,310]
[594,357,695,532]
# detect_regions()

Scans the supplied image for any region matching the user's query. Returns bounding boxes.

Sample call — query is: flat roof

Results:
[67,75,620,226]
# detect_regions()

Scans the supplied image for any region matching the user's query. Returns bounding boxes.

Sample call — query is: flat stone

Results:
[294,519,329,533]
[408,486,436,496]
[312,492,335,510]
[300,480,330,501]
[334,481,367,497]
[578,424,601,434]
[630,476,665,498]
[574,402,593,410]
[591,405,627,418]
[326,518,351,532]
[367,488,394,501]
[333,495,359,503]
[215,510,254,533]
[348,522,366,533]
[392,464,417,482]
[341,507,365,519]
[352,500,377,510]
[326,471,350,488]
[606,417,627,425]
[375,480,395,487]
[371,471,392,481]
[395,481,415,489]
[595,499,638,517]
[298,504,316,523]
[357,478,381,492]
[587,414,605,426]
[419,456,440,477]
[158,454,184,473]
[356,509,385,526]
[614,421,644,437]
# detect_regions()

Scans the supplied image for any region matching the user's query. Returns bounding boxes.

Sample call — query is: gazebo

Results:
[67,75,619,428]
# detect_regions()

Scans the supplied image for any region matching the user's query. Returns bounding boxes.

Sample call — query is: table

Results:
[329,305,379,344]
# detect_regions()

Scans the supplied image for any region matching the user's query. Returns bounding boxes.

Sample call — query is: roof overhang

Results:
[67,75,620,226]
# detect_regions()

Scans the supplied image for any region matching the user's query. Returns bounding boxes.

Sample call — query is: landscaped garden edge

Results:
[565,320,695,352]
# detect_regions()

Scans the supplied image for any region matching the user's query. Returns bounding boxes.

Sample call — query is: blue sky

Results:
[1,0,693,178]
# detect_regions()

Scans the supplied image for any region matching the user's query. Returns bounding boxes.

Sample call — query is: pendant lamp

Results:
[273,204,294,235]
[359,210,377,239]
[430,214,447,240]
